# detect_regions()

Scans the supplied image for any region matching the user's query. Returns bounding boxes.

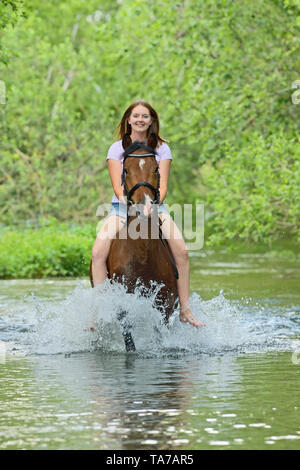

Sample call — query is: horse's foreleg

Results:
[117,310,136,352]
[89,259,94,287]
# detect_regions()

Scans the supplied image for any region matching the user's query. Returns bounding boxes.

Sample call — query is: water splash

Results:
[1,279,298,357]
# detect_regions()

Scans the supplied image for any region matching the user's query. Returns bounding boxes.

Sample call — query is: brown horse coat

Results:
[106,214,178,322]
[90,141,178,343]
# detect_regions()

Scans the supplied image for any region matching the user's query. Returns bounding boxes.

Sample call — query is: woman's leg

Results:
[86,215,125,331]
[159,213,205,328]
[92,215,125,286]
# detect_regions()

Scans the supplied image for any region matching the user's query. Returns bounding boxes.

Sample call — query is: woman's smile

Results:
[128,104,152,134]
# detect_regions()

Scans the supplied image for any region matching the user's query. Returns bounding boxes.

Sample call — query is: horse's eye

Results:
[124,169,128,175]
[154,167,159,173]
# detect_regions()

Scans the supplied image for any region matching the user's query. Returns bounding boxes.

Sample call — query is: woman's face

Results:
[128,105,152,133]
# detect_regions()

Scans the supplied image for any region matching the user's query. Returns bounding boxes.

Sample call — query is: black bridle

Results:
[121,141,179,280]
[121,141,160,206]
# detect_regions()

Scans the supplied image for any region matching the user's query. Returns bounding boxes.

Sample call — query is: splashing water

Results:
[5,278,294,357]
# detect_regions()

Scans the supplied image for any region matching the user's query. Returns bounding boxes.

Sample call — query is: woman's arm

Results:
[107,160,126,204]
[158,159,171,203]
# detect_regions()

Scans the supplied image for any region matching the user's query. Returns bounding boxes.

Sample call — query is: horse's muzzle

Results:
[129,202,154,219]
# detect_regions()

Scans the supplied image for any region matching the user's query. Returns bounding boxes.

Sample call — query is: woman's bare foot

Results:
[180,307,206,328]
[84,319,95,332]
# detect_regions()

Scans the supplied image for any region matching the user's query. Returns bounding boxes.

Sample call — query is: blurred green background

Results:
[0,0,299,277]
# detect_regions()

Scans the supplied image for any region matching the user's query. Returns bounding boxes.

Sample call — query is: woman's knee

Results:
[92,215,122,262]
[92,238,108,263]
[97,215,123,240]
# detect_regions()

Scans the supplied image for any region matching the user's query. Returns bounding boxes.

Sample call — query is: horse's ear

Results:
[125,139,140,155]
[124,141,140,156]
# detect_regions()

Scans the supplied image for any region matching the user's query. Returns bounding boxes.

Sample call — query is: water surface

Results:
[0,249,299,450]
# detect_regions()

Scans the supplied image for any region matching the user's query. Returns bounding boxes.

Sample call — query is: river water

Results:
[0,249,299,450]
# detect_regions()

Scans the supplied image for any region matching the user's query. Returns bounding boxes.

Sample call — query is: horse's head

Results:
[122,141,160,217]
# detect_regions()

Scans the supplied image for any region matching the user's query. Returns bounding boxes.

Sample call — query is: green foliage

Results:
[0,218,95,278]
[0,0,26,65]
[205,131,300,245]
[0,0,299,246]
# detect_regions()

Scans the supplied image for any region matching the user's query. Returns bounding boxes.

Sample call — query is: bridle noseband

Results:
[121,141,160,206]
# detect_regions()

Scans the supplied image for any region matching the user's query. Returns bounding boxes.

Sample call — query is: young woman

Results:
[92,100,203,328]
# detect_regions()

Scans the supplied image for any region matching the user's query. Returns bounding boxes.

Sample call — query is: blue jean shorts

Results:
[107,202,170,219]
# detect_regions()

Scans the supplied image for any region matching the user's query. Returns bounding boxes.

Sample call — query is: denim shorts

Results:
[107,202,170,220]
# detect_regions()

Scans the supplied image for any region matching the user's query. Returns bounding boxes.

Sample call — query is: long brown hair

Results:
[114,100,168,150]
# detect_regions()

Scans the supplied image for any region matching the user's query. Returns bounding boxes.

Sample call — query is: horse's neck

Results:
[127,216,162,246]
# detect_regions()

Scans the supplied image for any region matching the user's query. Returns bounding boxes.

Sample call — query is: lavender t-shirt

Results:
[106,139,172,203]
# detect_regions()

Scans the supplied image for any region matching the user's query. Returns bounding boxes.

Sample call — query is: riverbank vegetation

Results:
[0,218,299,279]
[0,0,299,278]
[0,218,94,279]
